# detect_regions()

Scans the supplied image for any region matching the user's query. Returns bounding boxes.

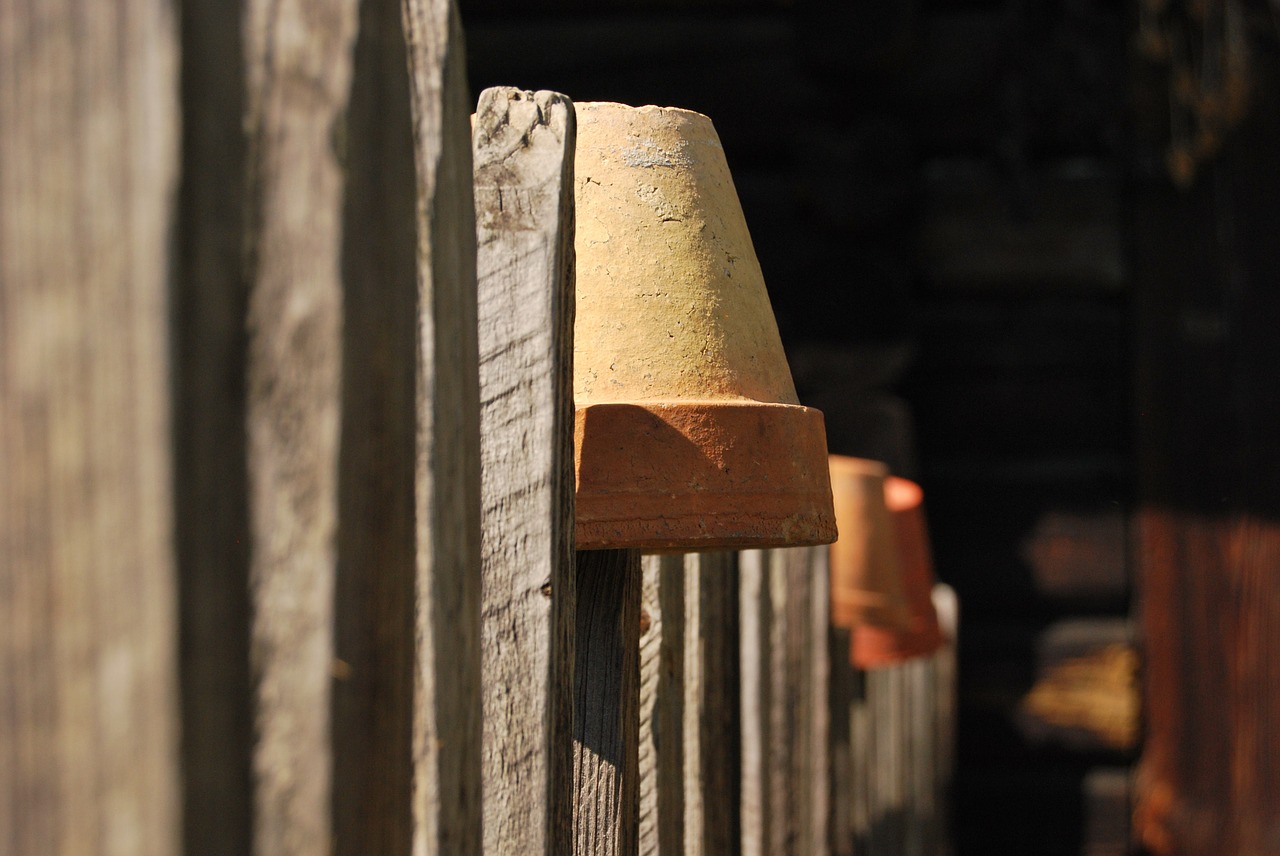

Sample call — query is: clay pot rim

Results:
[827,454,890,479]
[575,398,815,409]
[575,100,713,123]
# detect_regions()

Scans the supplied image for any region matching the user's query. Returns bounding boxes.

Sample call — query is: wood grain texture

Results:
[740,547,829,856]
[640,554,683,856]
[739,549,773,856]
[640,552,742,856]
[575,549,642,856]
[401,0,485,851]
[0,0,180,852]
[686,551,744,855]
[330,0,419,851]
[474,86,577,855]
[241,0,359,851]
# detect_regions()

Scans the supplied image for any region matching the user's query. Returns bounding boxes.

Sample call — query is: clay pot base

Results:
[852,619,946,670]
[831,590,912,632]
[575,400,837,551]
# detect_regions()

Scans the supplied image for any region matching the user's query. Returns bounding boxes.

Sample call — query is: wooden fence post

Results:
[640,552,743,855]
[0,1,180,852]
[640,554,681,855]
[473,86,577,855]
[239,1,359,852]
[739,549,774,856]
[575,549,643,855]
[402,0,485,851]
[827,620,857,856]
[172,0,254,847]
[740,547,831,856]
[177,0,448,851]
[331,0,421,850]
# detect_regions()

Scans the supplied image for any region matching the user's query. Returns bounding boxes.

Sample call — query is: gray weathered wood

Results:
[401,0,485,851]
[241,0,359,851]
[640,552,743,856]
[780,546,831,856]
[474,86,577,855]
[741,547,830,856]
[687,551,744,855]
[739,549,773,856]
[575,549,642,856]
[330,0,420,851]
[640,554,683,855]
[0,0,180,852]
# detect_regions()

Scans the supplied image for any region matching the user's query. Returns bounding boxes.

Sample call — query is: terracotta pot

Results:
[572,101,835,552]
[850,475,946,669]
[826,456,911,630]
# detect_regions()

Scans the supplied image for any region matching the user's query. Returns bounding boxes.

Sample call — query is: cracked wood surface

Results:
[475,86,577,855]
[740,547,830,856]
[640,552,742,856]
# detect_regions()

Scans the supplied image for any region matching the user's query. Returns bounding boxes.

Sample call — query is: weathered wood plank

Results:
[827,623,856,856]
[401,0,485,851]
[241,0,360,851]
[0,0,180,852]
[687,551,744,855]
[739,549,773,856]
[639,554,683,856]
[575,549,642,856]
[171,0,254,849]
[330,0,419,851]
[640,552,742,856]
[474,86,577,855]
[741,547,829,856]
[810,549,834,856]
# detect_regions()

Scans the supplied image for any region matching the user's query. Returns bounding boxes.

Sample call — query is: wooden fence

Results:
[0,1,955,854]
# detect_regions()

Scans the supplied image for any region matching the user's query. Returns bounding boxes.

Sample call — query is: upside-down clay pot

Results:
[572,101,836,552]
[851,475,946,669]
[827,456,912,631]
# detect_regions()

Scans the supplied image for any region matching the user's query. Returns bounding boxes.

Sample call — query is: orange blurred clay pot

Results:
[826,456,912,631]
[850,475,946,669]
